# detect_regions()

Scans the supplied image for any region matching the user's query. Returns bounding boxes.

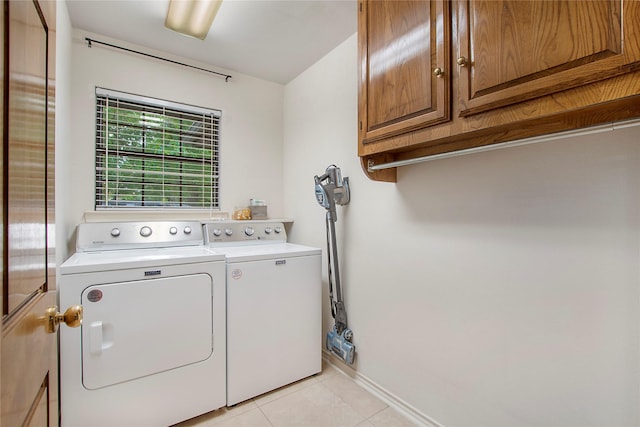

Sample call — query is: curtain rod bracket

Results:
[84,37,232,82]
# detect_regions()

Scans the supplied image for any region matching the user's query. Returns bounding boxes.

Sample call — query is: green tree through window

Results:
[95,88,220,209]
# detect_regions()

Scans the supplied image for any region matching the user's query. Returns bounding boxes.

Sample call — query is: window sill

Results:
[84,209,229,223]
[83,210,293,224]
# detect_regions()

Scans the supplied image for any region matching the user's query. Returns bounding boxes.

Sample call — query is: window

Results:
[95,88,220,209]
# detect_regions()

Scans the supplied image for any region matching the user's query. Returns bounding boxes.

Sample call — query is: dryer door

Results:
[81,273,213,390]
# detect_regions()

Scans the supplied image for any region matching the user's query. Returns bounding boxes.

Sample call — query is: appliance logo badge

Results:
[275,260,286,266]
[144,270,162,277]
[231,269,243,280]
[87,289,103,303]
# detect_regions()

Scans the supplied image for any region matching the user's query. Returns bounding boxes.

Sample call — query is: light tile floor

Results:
[174,360,420,427]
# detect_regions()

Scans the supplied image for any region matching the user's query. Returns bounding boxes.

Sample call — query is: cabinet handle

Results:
[433,67,444,78]
[457,57,467,67]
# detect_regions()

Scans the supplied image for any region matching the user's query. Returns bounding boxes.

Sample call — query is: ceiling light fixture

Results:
[165,0,223,40]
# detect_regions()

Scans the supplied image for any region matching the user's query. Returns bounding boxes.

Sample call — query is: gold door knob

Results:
[433,67,444,77]
[457,57,467,66]
[45,305,83,334]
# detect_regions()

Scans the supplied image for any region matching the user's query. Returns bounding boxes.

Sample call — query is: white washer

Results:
[204,221,322,406]
[59,221,226,427]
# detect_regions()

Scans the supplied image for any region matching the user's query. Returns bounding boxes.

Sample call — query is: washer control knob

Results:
[274,226,282,234]
[225,228,233,236]
[264,227,272,234]
[140,226,152,237]
[169,227,178,235]
[184,226,192,234]
[244,227,255,236]
[110,228,121,237]
[212,228,222,237]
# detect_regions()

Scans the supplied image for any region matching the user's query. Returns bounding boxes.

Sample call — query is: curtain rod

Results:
[85,37,232,82]
[367,118,640,171]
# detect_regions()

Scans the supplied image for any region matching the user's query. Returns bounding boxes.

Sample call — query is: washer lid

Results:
[60,246,225,274]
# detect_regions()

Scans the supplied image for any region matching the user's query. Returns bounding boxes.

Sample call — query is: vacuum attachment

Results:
[314,165,350,223]
[326,325,355,365]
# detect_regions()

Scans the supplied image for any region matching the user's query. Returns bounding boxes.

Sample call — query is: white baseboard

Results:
[322,350,444,427]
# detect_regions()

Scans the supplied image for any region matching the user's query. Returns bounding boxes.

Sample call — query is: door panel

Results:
[1,292,56,427]
[6,0,47,314]
[25,379,49,427]
[1,0,57,426]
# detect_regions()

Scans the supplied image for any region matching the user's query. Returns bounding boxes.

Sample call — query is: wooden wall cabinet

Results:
[358,0,640,182]
[358,0,450,145]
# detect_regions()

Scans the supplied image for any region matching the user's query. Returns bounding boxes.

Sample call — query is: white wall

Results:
[284,33,640,427]
[55,0,73,264]
[64,29,285,254]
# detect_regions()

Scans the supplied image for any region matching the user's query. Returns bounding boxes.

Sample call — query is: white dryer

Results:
[59,221,226,427]
[204,221,322,406]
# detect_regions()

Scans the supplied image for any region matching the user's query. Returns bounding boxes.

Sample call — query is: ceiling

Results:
[65,0,357,85]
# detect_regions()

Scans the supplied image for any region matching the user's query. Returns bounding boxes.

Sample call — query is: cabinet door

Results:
[457,0,640,117]
[358,0,450,148]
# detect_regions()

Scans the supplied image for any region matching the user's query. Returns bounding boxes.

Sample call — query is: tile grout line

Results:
[256,404,276,427]
[315,377,370,426]
[252,376,320,408]
[365,405,389,424]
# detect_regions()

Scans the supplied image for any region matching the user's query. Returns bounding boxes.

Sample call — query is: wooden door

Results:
[1,1,58,426]
[358,0,450,149]
[457,0,640,117]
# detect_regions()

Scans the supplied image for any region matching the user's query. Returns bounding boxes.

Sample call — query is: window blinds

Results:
[95,88,220,209]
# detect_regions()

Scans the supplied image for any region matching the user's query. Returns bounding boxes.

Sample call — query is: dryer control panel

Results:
[203,221,286,245]
[76,221,204,252]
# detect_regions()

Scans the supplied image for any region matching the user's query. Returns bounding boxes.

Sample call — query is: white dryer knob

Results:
[140,226,152,237]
